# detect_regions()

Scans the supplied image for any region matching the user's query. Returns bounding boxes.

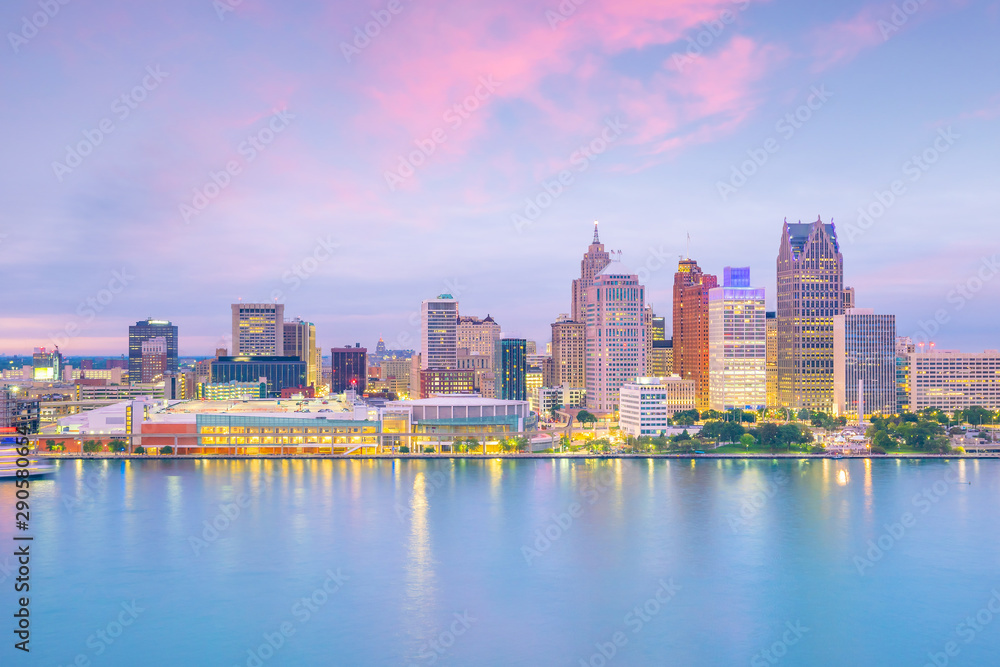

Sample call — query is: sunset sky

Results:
[1,0,998,356]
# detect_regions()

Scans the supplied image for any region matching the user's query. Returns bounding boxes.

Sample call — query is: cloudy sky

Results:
[1,0,998,356]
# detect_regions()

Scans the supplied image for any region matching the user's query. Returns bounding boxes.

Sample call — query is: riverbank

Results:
[37,452,1000,460]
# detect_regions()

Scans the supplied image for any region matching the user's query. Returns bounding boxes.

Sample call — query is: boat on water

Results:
[0,435,55,479]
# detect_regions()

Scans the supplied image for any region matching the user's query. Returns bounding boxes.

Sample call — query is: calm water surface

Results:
[2,458,999,666]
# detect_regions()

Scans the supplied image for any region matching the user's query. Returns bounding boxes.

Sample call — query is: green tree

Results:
[108,439,127,453]
[796,408,811,421]
[756,423,780,449]
[423,446,436,453]
[576,410,598,429]
[672,409,699,426]
[398,445,410,454]
[160,445,174,454]
[82,440,103,453]
[740,433,756,449]
[133,446,145,454]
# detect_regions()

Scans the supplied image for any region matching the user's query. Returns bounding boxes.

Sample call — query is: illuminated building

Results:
[283,318,320,389]
[231,303,284,355]
[673,259,717,410]
[833,309,897,418]
[650,339,673,377]
[572,222,611,321]
[418,369,475,397]
[32,346,63,381]
[140,337,167,383]
[211,356,306,398]
[908,349,1000,411]
[619,376,696,437]
[128,318,178,382]
[494,338,527,401]
[421,294,459,369]
[525,365,544,412]
[776,217,848,412]
[895,337,915,413]
[382,358,412,398]
[200,379,266,400]
[766,312,778,409]
[331,345,367,393]
[551,315,585,389]
[585,257,647,413]
[457,314,500,363]
[708,267,766,411]
[383,395,533,452]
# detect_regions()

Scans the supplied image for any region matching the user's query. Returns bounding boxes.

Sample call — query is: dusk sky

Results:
[2,0,998,356]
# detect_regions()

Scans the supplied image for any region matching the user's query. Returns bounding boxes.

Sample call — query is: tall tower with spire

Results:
[571,221,611,321]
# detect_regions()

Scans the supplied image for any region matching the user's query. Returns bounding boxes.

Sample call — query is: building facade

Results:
[128,319,178,382]
[649,339,673,377]
[140,337,168,383]
[585,259,647,413]
[619,376,697,437]
[331,345,368,394]
[776,218,846,412]
[765,312,778,409]
[895,337,915,413]
[572,222,612,322]
[833,309,897,418]
[673,259,718,410]
[708,267,767,411]
[231,303,284,356]
[551,315,585,389]
[283,318,320,389]
[211,356,306,398]
[908,350,1000,411]
[495,338,527,401]
[421,294,459,370]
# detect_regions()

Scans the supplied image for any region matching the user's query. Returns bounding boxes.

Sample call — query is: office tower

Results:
[765,312,778,409]
[643,306,653,376]
[551,315,585,389]
[283,318,319,388]
[419,369,476,397]
[211,356,306,398]
[232,303,284,355]
[833,309,897,418]
[526,364,544,410]
[650,339,673,377]
[571,222,611,321]
[128,318,178,381]
[585,258,647,413]
[526,341,537,355]
[421,294,459,370]
[651,316,666,341]
[382,358,412,398]
[32,347,63,381]
[140,337,167,383]
[673,259,718,410]
[619,377,697,437]
[908,349,1000,411]
[708,267,767,411]
[895,336,915,413]
[331,344,368,393]
[776,217,846,412]
[456,314,501,366]
[457,347,493,396]
[495,338,527,401]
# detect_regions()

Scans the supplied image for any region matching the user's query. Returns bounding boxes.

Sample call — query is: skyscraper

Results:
[650,339,673,377]
[421,294,459,370]
[128,318,178,382]
[776,218,846,412]
[571,222,611,322]
[672,259,718,411]
[551,315,585,389]
[833,309,897,419]
[232,303,284,356]
[456,315,501,365]
[765,312,778,409]
[331,344,367,393]
[585,258,647,413]
[283,318,319,388]
[895,336,915,413]
[708,267,766,411]
[495,338,527,401]
[140,337,167,383]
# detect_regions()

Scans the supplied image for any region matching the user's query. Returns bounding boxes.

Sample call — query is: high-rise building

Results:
[619,376,697,437]
[585,258,647,413]
[643,306,654,376]
[140,337,168,383]
[419,369,475,397]
[650,339,673,377]
[651,316,666,341]
[211,356,306,398]
[908,349,1000,411]
[895,336,915,413]
[232,303,284,356]
[833,309,897,419]
[571,222,611,322]
[551,315,585,389]
[708,267,766,411]
[672,259,718,410]
[128,318,178,382]
[776,218,847,412]
[382,358,412,399]
[495,338,527,401]
[456,314,501,367]
[331,344,367,393]
[283,318,319,388]
[421,294,459,370]
[765,312,778,409]
[32,346,63,381]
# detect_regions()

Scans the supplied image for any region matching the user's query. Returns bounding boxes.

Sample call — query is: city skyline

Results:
[2,1,999,355]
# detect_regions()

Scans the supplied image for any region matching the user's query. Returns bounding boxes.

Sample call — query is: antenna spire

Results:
[593,220,600,244]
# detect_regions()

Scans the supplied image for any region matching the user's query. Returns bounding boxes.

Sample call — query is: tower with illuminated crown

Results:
[571,222,611,322]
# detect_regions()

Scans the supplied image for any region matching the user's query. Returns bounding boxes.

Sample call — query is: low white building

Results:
[619,376,696,437]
